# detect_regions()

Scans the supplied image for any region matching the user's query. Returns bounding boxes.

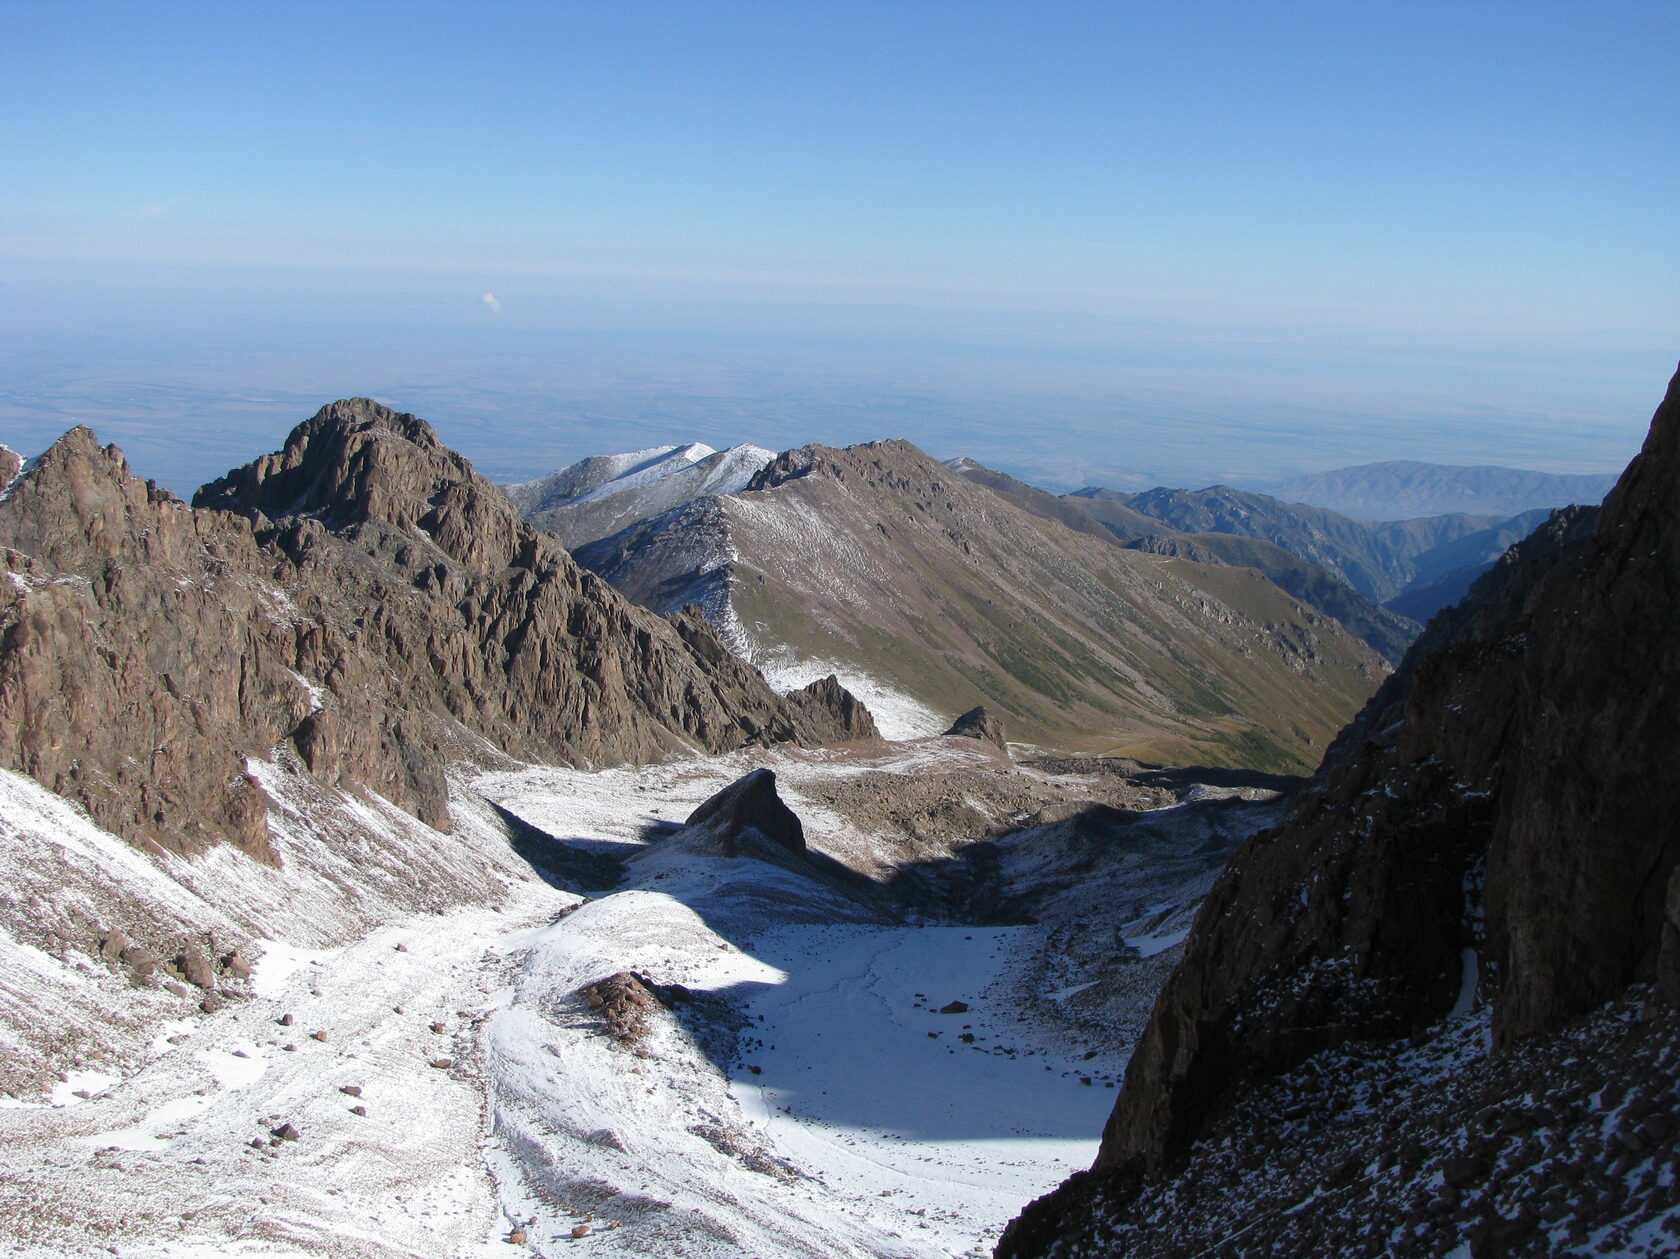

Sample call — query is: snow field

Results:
[476,756,1123,1258]
[0,735,1237,1257]
[729,923,1109,1254]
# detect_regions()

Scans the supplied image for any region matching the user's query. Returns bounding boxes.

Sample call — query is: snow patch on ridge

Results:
[756,653,946,741]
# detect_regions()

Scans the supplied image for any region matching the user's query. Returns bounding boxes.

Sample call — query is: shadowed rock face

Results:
[0,400,869,860]
[944,705,1007,749]
[682,768,806,856]
[999,363,1680,1256]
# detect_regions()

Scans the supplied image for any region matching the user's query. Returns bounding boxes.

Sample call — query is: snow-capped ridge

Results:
[515,441,777,549]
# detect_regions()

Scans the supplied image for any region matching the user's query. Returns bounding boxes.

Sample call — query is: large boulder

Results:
[681,768,806,857]
[944,706,1007,749]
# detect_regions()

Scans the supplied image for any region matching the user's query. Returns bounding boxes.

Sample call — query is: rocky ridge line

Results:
[0,399,871,860]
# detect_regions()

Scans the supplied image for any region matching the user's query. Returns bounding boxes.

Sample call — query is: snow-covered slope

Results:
[506,443,774,549]
[474,743,1276,1258]
[0,727,1282,1257]
[501,445,708,516]
[0,749,566,1257]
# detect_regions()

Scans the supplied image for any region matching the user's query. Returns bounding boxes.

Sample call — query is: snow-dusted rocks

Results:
[506,441,776,549]
[0,401,872,860]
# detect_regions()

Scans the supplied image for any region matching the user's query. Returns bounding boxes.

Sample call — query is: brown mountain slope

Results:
[0,400,870,860]
[998,364,1680,1256]
[578,438,1386,771]
[948,459,1420,663]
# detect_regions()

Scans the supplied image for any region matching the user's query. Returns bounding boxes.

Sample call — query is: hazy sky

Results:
[3,1,1677,492]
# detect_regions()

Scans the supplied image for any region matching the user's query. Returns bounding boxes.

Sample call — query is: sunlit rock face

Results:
[0,399,869,859]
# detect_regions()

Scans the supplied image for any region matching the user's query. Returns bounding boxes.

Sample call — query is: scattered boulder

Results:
[273,1123,299,1141]
[940,1000,969,1015]
[340,1085,362,1097]
[175,948,215,989]
[944,706,1007,750]
[429,1058,453,1069]
[119,944,157,979]
[99,928,129,962]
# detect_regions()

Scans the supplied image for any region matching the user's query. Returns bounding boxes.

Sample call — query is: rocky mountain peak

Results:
[0,405,875,861]
[194,399,522,567]
[0,426,191,575]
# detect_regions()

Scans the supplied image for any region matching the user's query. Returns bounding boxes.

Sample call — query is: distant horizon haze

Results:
[2,1,1675,493]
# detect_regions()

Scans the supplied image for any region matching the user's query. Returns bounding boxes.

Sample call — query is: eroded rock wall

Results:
[1000,363,1680,1255]
[0,400,869,859]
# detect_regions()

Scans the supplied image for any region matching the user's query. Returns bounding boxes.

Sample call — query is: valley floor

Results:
[0,740,1272,1258]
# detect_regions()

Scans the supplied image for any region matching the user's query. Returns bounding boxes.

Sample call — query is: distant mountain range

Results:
[1000,366,1680,1259]
[508,440,1386,770]
[948,462,1422,665]
[1239,459,1616,520]
[1089,484,1554,606]
[501,444,1608,746]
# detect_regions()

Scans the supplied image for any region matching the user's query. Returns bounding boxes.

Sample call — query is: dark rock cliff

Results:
[0,400,869,860]
[999,363,1680,1255]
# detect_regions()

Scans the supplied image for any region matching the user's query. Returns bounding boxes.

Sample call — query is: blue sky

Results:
[2,1,1677,491]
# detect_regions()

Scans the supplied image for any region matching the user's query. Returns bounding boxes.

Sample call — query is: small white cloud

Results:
[481,292,502,314]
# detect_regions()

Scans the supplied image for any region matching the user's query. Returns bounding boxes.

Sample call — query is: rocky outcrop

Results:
[0,401,870,859]
[681,768,805,856]
[0,429,308,859]
[944,705,1007,749]
[999,364,1680,1256]
[783,674,880,743]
